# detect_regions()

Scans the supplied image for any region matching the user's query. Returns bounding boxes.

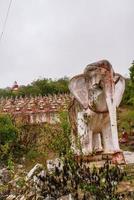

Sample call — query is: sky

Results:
[0,0,133,88]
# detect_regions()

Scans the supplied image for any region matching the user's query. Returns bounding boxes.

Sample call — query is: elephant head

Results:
[69,60,125,151]
[69,60,125,112]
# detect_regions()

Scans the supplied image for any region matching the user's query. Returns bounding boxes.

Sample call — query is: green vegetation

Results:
[49,111,71,156]
[0,77,69,98]
[0,111,131,199]
[0,62,133,164]
[0,61,133,106]
[39,157,126,200]
[0,111,71,166]
[118,61,134,139]
[0,63,134,198]
[122,61,134,106]
[0,114,18,163]
[0,114,17,144]
[118,109,134,134]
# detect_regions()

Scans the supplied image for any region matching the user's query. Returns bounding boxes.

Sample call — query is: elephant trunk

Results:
[105,90,121,152]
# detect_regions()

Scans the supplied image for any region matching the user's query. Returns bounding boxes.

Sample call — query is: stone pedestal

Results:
[75,151,126,166]
[108,152,125,164]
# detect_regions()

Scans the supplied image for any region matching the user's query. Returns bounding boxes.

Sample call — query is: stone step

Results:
[123,151,134,164]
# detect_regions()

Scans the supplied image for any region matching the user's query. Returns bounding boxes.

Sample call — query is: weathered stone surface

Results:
[6,194,16,200]
[123,151,134,164]
[57,194,72,200]
[47,158,63,173]
[26,163,43,181]
[0,168,12,185]
[2,160,134,200]
[69,60,125,160]
[19,196,26,200]
[44,196,56,200]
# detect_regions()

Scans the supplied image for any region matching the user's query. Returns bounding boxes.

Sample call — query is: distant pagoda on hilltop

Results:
[12,81,19,92]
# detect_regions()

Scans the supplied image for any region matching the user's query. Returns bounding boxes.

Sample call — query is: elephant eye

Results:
[93,83,102,90]
[92,83,99,89]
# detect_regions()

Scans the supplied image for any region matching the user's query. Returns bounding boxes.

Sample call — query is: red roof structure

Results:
[12,81,19,91]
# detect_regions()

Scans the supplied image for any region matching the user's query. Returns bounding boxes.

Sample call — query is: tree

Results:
[0,77,70,98]
[128,61,134,105]
[122,61,134,106]
[129,60,134,83]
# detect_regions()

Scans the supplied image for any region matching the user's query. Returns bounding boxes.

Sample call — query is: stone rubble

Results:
[26,163,43,181]
[1,152,134,199]
[47,158,63,173]
[1,161,71,200]
[6,194,16,200]
[0,167,12,185]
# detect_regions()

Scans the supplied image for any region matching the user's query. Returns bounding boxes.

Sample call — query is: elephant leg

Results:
[77,111,89,155]
[76,111,94,155]
[102,123,115,154]
[93,133,103,153]
[84,124,93,155]
[71,133,80,155]
[81,128,93,155]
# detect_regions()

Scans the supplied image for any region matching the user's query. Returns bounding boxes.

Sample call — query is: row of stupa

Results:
[0,82,71,124]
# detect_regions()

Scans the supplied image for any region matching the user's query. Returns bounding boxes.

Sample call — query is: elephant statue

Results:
[69,60,125,155]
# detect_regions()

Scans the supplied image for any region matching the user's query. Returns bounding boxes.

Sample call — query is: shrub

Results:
[49,111,71,157]
[0,114,18,163]
[119,110,134,134]
[0,114,18,144]
[40,158,125,200]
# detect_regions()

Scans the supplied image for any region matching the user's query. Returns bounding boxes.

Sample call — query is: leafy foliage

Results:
[41,112,126,199]
[0,114,18,163]
[0,115,17,144]
[49,111,72,156]
[129,61,134,83]
[0,77,69,98]
[122,61,134,106]
[40,157,125,200]
[118,110,134,134]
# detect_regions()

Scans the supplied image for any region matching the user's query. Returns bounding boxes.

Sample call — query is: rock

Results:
[8,176,23,191]
[123,151,134,164]
[0,168,11,185]
[38,170,46,181]
[44,195,56,200]
[17,164,23,169]
[36,194,45,200]
[47,158,63,172]
[19,196,26,200]
[21,157,26,163]
[26,163,43,181]
[58,194,73,200]
[6,194,16,200]
[27,191,35,199]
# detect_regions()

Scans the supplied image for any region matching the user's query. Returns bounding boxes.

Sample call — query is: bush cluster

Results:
[122,61,134,106]
[40,157,125,200]
[0,114,18,164]
[0,77,69,98]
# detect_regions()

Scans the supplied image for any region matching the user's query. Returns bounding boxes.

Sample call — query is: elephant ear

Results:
[69,74,89,109]
[114,73,125,107]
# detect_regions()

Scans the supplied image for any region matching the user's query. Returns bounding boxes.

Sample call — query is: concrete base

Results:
[111,152,126,164]
[123,151,134,164]
[75,152,126,165]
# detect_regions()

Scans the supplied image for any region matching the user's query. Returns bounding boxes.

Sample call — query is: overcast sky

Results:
[0,0,133,88]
